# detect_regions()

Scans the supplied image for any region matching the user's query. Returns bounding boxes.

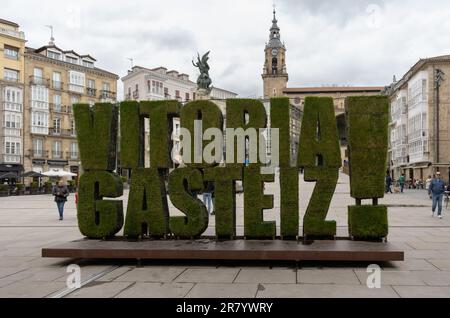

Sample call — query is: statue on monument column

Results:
[192,51,212,92]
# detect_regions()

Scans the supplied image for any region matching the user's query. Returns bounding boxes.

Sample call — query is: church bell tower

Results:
[262,8,288,98]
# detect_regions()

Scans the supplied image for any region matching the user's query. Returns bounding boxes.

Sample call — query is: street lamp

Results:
[434,68,445,170]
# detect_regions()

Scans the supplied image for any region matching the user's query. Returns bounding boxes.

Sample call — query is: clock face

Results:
[271,49,278,56]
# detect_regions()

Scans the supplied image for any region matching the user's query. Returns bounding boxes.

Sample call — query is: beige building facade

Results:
[387,55,450,183]
[23,41,118,183]
[0,19,26,181]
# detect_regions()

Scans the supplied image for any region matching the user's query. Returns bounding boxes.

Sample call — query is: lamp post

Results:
[434,68,445,171]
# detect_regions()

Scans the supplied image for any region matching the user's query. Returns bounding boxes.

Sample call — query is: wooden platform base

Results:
[42,239,404,262]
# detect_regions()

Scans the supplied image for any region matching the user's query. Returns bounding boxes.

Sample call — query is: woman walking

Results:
[52,180,69,220]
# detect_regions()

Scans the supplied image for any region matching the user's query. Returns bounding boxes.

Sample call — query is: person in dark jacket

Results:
[385,174,393,194]
[52,180,69,220]
[430,172,446,219]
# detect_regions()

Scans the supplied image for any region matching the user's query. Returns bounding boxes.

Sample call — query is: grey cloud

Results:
[279,0,385,27]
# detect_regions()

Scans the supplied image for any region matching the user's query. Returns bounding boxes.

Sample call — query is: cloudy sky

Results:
[2,0,450,98]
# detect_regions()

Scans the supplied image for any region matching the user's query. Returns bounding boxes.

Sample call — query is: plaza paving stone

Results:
[175,268,240,283]
[0,172,449,298]
[115,282,195,298]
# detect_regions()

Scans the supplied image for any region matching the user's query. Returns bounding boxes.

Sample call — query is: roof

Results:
[283,86,385,94]
[0,18,19,28]
[392,54,450,92]
[34,45,96,61]
[25,47,118,78]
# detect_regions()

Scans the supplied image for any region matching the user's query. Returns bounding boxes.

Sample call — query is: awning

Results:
[21,171,45,178]
[0,172,19,179]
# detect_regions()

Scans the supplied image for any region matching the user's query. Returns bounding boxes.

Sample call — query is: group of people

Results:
[385,172,447,219]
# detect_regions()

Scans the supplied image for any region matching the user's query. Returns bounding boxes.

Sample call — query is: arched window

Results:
[272,57,278,74]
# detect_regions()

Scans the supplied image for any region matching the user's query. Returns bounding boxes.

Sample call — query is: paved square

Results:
[1,172,449,298]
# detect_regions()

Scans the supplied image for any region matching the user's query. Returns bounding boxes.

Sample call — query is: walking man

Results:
[52,180,69,220]
[385,173,393,194]
[430,172,446,219]
[399,174,406,193]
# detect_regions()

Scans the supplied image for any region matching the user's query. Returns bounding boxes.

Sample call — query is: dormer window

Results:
[66,56,78,64]
[82,60,94,68]
[47,51,61,60]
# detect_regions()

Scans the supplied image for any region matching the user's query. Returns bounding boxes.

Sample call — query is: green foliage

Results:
[168,168,208,238]
[279,168,299,239]
[346,96,389,199]
[204,167,242,239]
[73,103,118,171]
[270,97,291,168]
[296,97,340,238]
[140,100,181,169]
[0,184,9,191]
[297,97,341,169]
[119,101,143,169]
[124,168,169,238]
[348,205,388,240]
[31,182,38,190]
[302,168,338,238]
[226,99,267,168]
[243,166,275,239]
[180,100,224,168]
[16,183,25,190]
[77,171,123,239]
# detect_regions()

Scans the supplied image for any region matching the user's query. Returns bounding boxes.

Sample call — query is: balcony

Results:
[50,103,72,113]
[68,83,84,94]
[86,87,97,97]
[52,81,64,90]
[52,151,63,159]
[1,154,21,164]
[29,76,50,86]
[30,126,49,135]
[49,128,76,138]
[29,149,48,159]
[0,27,25,39]
[67,152,79,160]
[2,101,22,112]
[99,90,116,100]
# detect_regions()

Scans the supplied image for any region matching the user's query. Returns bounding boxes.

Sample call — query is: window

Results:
[66,56,78,64]
[3,88,22,111]
[103,82,110,91]
[52,72,62,89]
[4,112,21,129]
[33,139,43,156]
[3,68,19,82]
[87,79,95,88]
[164,87,169,97]
[32,112,48,127]
[53,118,61,134]
[33,68,43,78]
[70,142,78,159]
[175,90,180,98]
[47,51,61,60]
[151,81,163,95]
[52,141,62,158]
[82,60,93,68]
[4,45,19,60]
[185,93,190,101]
[147,81,151,93]
[4,140,20,155]
[53,94,61,109]
[68,71,85,93]
[31,86,49,110]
